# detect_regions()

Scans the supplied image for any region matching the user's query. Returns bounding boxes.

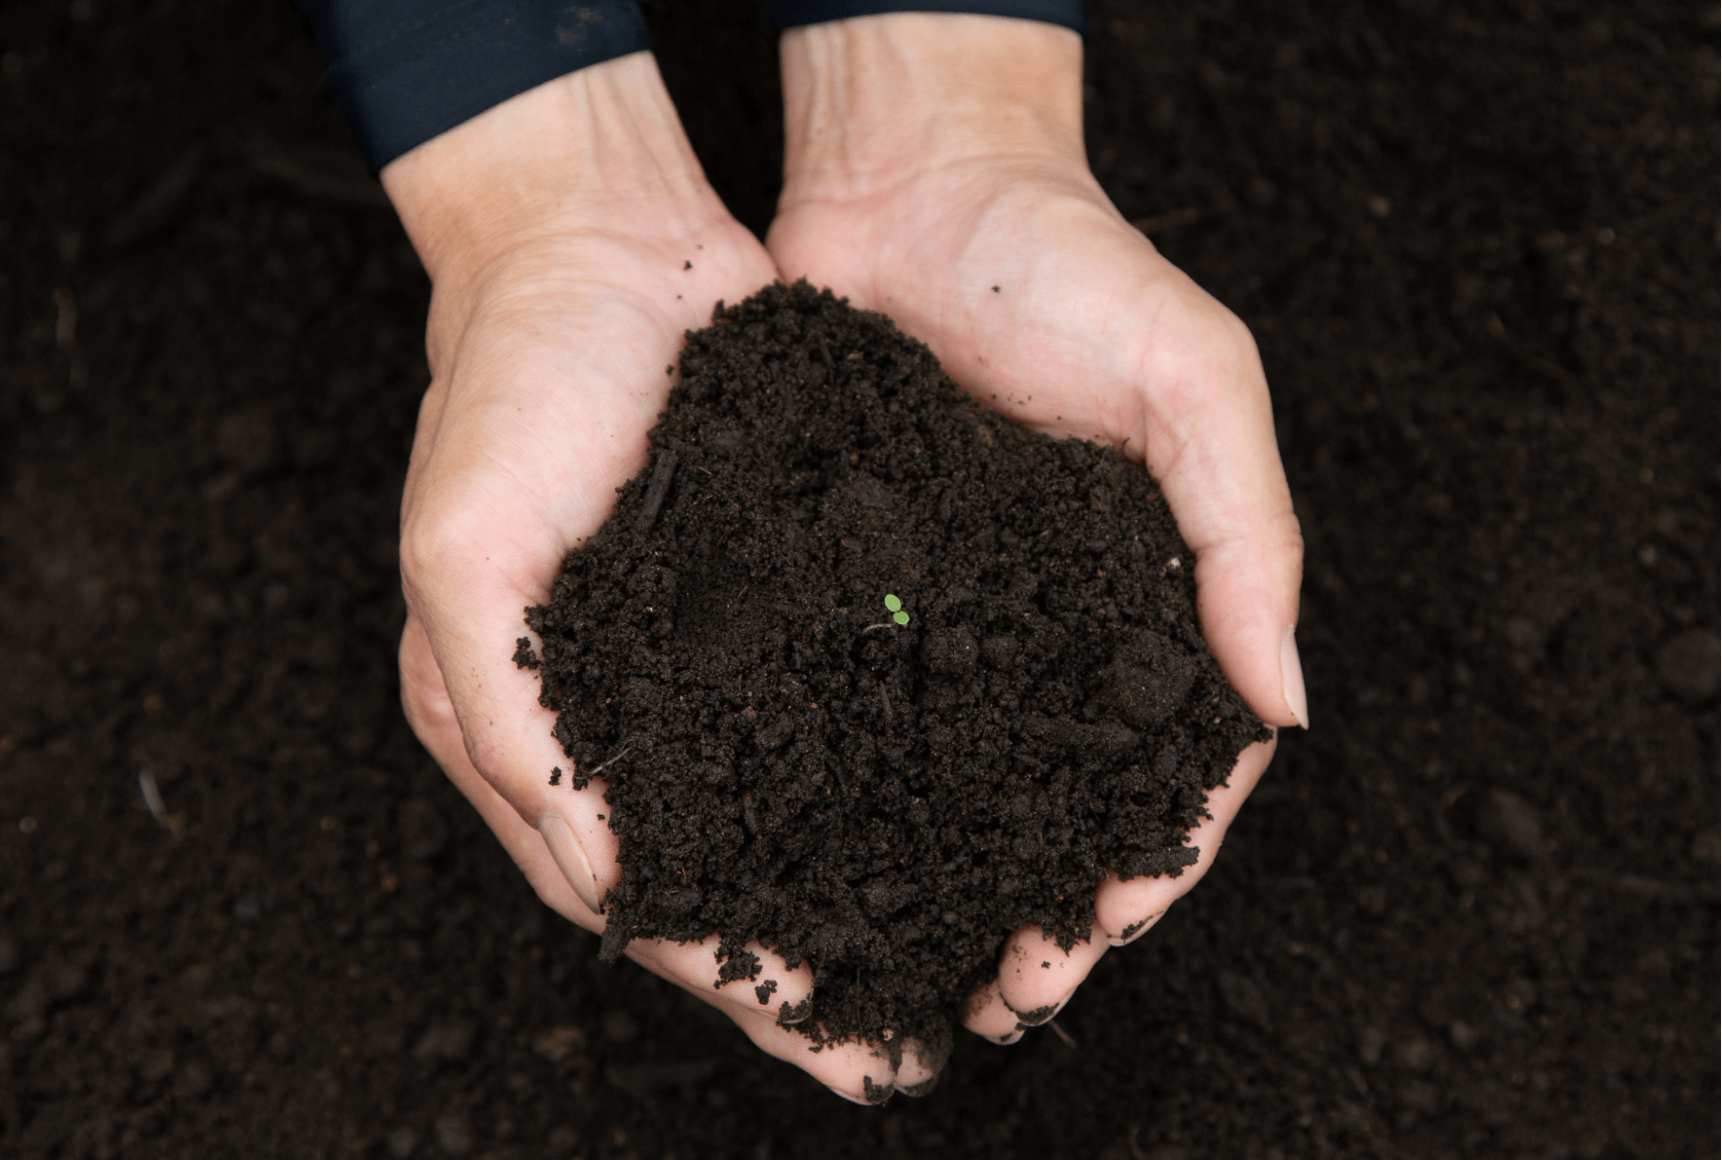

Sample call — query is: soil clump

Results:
[520,282,1266,1050]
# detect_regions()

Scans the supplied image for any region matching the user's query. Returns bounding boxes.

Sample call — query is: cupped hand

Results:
[381,55,917,1103]
[767,13,1306,1043]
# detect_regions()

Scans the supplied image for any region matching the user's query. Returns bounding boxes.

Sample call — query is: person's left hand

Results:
[766,12,1306,1043]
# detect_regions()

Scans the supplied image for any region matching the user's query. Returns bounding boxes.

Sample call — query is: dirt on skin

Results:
[0,1,1716,1158]
[520,282,1266,1058]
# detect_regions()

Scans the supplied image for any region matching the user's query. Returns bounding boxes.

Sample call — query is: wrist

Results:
[779,13,1086,201]
[380,52,727,290]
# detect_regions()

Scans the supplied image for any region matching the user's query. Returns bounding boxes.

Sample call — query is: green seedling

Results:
[862,594,910,634]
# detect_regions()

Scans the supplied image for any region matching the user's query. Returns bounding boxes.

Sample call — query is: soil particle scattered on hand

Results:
[521,281,1267,1051]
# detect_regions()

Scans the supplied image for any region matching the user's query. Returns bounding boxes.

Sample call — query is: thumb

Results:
[398,490,625,914]
[399,609,617,928]
[1134,292,1306,730]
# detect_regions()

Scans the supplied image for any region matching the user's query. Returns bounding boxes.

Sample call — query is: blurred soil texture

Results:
[0,1,1715,1158]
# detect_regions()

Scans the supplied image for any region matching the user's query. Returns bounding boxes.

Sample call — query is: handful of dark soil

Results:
[519,281,1266,1055]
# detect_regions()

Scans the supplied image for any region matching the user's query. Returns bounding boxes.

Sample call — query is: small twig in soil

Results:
[878,684,892,722]
[1047,1019,1078,1050]
[1130,206,1204,235]
[633,449,678,538]
[584,743,634,779]
[859,623,894,634]
[138,768,181,837]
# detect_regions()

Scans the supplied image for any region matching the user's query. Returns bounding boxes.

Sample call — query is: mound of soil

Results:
[521,282,1266,1051]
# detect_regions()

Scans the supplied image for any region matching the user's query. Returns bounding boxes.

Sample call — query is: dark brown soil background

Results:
[1,1,1715,1157]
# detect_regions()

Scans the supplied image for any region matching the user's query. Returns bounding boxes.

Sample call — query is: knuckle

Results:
[399,500,485,589]
[399,663,455,735]
[1275,506,1307,559]
[396,628,452,719]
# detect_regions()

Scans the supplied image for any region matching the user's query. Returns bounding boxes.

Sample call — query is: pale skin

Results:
[382,13,1305,1103]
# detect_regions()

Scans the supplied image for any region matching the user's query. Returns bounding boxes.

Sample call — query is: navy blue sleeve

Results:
[296,0,654,170]
[769,0,1084,34]
[297,1,1085,172]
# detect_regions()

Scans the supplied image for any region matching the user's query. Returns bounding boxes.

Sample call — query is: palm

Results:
[768,160,1206,452]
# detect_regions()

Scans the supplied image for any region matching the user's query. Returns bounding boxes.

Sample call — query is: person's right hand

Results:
[380,55,940,1103]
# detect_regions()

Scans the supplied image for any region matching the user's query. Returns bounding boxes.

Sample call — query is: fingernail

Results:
[898,1076,939,1098]
[861,1076,894,1105]
[1109,909,1167,947]
[539,816,601,915]
[990,1030,1025,1046]
[1280,625,1309,730]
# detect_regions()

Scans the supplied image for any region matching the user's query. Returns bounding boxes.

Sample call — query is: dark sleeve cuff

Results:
[768,0,1085,35]
[298,0,654,171]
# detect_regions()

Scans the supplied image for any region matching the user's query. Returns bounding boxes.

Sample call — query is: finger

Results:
[733,1019,898,1105]
[995,925,1108,1026]
[892,1035,949,1097]
[961,978,1025,1044]
[622,935,815,1027]
[1131,290,1307,731]
[1095,733,1276,941]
